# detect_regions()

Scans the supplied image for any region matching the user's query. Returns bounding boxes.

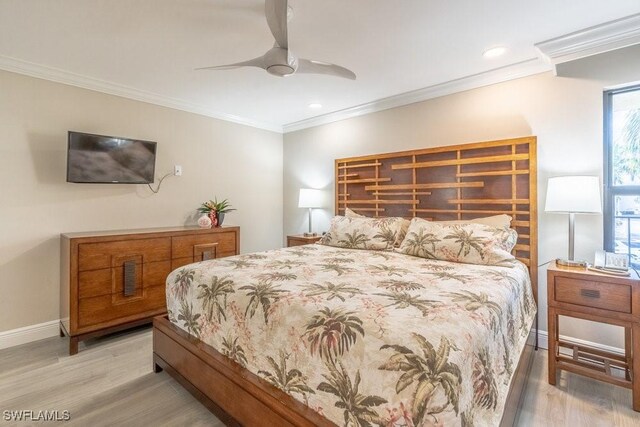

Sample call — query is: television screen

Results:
[66,132,157,184]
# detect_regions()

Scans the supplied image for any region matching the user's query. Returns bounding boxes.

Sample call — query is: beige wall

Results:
[0,70,283,332]
[283,53,640,349]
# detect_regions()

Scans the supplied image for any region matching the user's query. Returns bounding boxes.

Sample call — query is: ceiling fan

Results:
[197,0,356,80]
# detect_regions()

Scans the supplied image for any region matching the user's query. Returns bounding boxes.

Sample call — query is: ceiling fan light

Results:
[483,46,507,58]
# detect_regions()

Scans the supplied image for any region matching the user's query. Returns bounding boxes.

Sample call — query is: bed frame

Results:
[153,136,538,426]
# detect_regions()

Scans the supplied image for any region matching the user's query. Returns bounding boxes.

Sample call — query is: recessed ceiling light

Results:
[308,103,322,109]
[483,46,507,59]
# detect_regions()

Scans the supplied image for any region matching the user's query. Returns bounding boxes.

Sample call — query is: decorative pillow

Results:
[319,215,404,251]
[344,208,410,247]
[344,207,364,218]
[397,217,518,266]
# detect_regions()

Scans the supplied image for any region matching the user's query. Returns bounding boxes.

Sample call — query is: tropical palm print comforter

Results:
[166,244,536,427]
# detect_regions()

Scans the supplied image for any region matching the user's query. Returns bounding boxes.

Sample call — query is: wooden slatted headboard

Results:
[334,136,538,302]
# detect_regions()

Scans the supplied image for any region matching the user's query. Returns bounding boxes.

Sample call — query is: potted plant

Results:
[198,198,236,227]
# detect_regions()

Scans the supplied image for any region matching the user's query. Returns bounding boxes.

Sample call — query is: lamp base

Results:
[555,258,588,268]
[303,232,318,237]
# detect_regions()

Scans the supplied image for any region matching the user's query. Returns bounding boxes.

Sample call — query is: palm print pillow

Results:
[344,208,410,247]
[397,217,518,266]
[319,215,404,251]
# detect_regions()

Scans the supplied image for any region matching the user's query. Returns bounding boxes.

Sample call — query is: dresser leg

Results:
[548,309,558,385]
[69,336,79,356]
[633,323,640,411]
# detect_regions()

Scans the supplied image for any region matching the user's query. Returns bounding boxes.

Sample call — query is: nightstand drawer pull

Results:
[580,289,600,299]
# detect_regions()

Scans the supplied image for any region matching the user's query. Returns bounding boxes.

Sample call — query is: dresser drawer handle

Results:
[123,260,136,297]
[580,289,600,299]
[194,243,219,261]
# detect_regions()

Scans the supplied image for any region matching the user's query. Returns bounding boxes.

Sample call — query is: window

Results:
[604,85,640,269]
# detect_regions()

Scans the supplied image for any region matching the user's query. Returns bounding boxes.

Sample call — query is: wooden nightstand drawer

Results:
[555,277,631,313]
[287,234,322,247]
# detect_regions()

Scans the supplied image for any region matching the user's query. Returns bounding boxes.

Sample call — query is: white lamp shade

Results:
[298,188,323,208]
[545,176,602,214]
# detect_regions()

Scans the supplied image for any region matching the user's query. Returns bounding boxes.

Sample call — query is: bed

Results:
[153,137,538,426]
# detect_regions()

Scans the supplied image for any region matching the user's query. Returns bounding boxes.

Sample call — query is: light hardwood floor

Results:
[1,327,639,426]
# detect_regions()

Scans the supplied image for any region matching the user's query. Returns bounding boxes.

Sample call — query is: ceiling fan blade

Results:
[297,59,356,80]
[195,56,266,71]
[265,0,288,49]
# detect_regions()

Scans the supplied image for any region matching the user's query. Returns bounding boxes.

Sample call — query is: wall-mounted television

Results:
[66,131,157,184]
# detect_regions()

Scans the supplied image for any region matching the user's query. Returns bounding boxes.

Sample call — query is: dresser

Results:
[60,226,240,354]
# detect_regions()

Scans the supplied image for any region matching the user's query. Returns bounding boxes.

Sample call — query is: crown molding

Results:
[536,13,640,66]
[0,55,283,133]
[3,15,638,135]
[283,58,551,133]
[0,55,554,135]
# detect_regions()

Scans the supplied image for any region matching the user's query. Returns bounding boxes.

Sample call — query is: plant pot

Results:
[208,211,218,227]
[217,212,225,227]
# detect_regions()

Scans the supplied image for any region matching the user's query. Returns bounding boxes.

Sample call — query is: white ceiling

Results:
[0,0,639,131]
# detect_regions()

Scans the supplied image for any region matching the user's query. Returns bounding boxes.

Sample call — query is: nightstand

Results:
[287,234,322,247]
[547,263,640,411]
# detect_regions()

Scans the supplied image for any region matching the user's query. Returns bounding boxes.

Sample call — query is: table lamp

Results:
[298,188,323,236]
[545,176,602,267]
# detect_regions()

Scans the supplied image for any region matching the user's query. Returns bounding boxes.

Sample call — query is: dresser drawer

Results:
[78,238,171,271]
[78,285,166,329]
[171,252,236,270]
[554,277,631,313]
[78,260,172,299]
[172,232,237,259]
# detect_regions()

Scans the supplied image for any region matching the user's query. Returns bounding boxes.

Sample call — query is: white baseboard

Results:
[0,320,60,350]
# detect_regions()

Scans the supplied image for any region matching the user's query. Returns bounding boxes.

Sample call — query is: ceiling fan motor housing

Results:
[264,47,297,77]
